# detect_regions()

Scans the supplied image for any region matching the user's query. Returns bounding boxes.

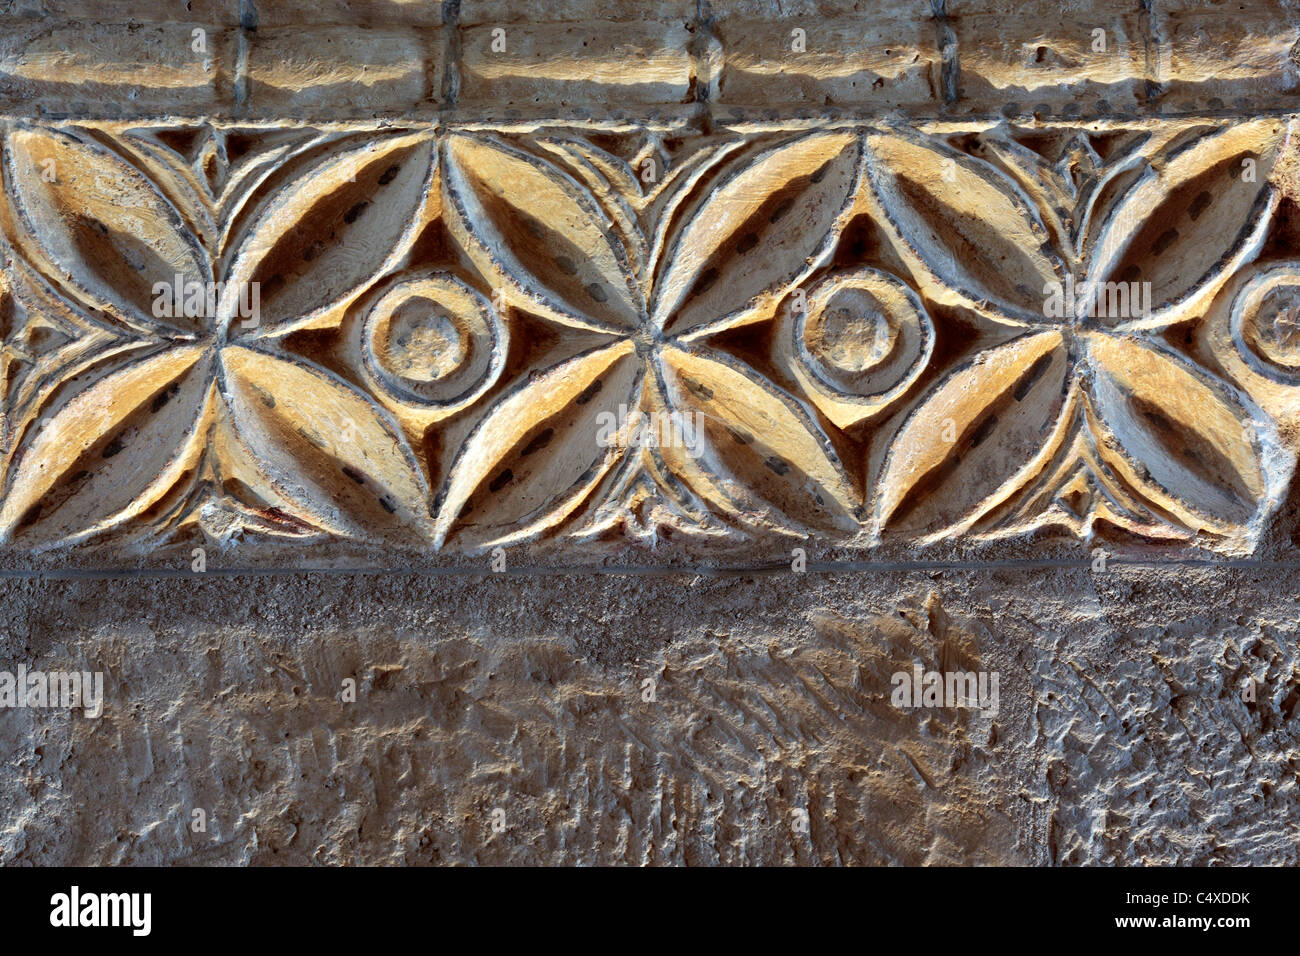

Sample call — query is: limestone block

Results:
[458,20,695,112]
[459,0,695,25]
[711,14,942,113]
[948,0,1147,116]
[5,0,241,23]
[252,0,445,27]
[0,21,235,114]
[245,26,439,114]
[1151,6,1300,112]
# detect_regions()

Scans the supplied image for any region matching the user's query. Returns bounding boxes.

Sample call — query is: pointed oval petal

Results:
[433,341,640,549]
[207,410,347,541]
[2,126,210,331]
[220,344,432,540]
[1083,331,1280,540]
[535,137,648,280]
[224,133,436,336]
[873,331,1071,538]
[652,132,862,338]
[658,344,859,534]
[1089,119,1288,331]
[0,345,210,546]
[862,132,1065,326]
[442,134,644,334]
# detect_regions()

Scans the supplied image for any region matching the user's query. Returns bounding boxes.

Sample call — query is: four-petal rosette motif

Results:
[0,117,1297,557]
[433,131,868,548]
[862,121,1297,550]
[0,124,437,548]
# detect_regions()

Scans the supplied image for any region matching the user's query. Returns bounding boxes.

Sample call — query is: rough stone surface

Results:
[3,567,1298,865]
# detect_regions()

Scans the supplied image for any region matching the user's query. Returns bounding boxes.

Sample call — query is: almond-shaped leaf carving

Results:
[863,133,1065,326]
[224,133,435,336]
[1083,332,1278,535]
[1,119,1291,557]
[206,410,341,541]
[659,345,858,534]
[642,139,749,299]
[2,126,211,334]
[220,345,432,540]
[442,134,644,334]
[1075,159,1152,269]
[970,134,1081,262]
[534,136,648,282]
[653,132,862,339]
[1087,119,1288,330]
[436,131,871,543]
[433,342,640,550]
[873,331,1071,538]
[0,346,211,546]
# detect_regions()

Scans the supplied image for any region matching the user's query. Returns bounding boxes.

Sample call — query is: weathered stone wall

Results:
[2,1,1300,865]
[5,566,1299,865]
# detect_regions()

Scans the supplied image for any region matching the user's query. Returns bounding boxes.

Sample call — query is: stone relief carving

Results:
[0,117,1297,557]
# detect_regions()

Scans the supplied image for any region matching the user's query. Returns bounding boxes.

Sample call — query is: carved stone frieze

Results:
[2,4,1300,565]
[0,115,1297,563]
